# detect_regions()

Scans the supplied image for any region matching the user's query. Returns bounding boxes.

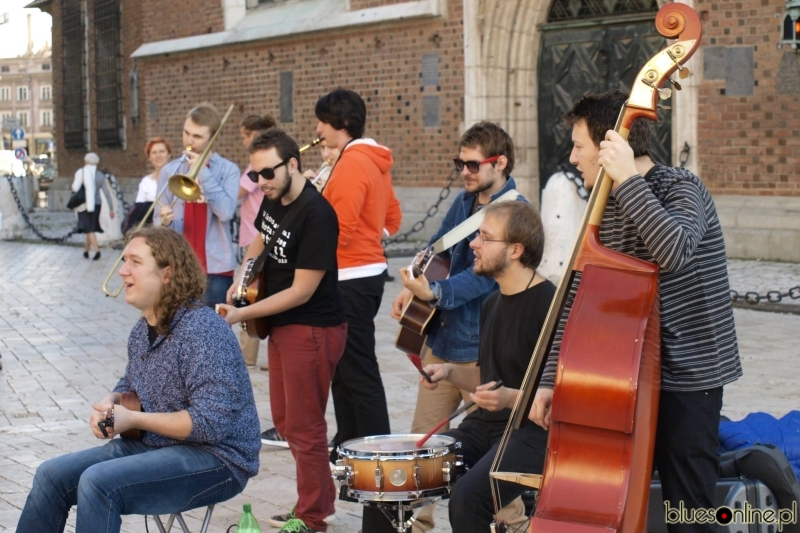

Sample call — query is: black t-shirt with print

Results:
[466,279,557,428]
[254,181,345,327]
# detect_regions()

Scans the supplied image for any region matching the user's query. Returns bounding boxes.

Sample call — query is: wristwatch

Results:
[429,282,442,308]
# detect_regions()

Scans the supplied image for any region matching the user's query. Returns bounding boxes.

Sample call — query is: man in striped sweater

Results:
[530,90,742,533]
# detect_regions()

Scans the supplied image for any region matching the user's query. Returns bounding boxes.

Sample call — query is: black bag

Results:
[719,444,800,533]
[67,184,86,210]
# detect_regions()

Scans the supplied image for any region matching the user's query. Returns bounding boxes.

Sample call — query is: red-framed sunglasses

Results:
[453,155,501,174]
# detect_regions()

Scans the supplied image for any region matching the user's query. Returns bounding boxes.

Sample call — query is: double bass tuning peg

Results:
[657,87,672,100]
[667,78,683,91]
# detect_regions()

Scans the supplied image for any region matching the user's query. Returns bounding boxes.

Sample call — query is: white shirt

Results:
[136,174,158,203]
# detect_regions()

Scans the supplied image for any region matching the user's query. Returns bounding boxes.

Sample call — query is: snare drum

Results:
[333,434,461,503]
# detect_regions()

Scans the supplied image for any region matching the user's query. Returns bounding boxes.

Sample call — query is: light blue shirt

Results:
[154,152,240,274]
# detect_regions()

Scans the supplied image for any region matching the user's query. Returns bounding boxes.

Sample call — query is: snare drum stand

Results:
[375,501,420,533]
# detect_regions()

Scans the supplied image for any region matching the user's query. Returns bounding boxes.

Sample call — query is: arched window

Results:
[548,0,658,23]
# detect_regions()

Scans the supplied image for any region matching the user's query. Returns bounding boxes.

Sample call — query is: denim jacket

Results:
[425,177,525,362]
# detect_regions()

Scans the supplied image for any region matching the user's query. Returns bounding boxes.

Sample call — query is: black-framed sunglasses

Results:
[246,159,289,183]
[453,155,501,174]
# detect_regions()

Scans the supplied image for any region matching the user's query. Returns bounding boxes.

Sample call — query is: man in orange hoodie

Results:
[313,89,402,462]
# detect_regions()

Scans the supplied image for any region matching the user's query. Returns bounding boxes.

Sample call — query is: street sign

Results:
[14,148,27,160]
[1,116,20,130]
[12,127,25,140]
[11,139,26,149]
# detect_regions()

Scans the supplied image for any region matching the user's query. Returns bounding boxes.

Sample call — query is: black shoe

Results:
[93,251,101,261]
[83,251,89,259]
[261,427,289,448]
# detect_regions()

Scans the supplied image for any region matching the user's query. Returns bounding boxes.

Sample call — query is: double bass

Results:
[489,5,702,532]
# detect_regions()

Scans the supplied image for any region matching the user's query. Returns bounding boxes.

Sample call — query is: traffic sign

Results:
[12,127,25,140]
[12,139,26,149]
[14,148,27,160]
[2,116,20,130]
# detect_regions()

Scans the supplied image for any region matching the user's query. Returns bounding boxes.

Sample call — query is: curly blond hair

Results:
[125,226,207,335]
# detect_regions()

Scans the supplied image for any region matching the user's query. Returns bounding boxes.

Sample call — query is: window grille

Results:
[94,0,123,148]
[62,0,86,150]
[548,0,658,23]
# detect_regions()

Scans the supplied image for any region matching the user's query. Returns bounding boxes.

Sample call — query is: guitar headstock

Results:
[410,247,434,278]
[623,3,702,131]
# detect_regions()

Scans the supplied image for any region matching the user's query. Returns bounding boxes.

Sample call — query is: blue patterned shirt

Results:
[114,304,261,489]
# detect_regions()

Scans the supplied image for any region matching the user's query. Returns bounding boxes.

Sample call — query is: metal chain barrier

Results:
[558,164,589,200]
[383,169,459,245]
[730,287,800,305]
[3,175,79,243]
[104,170,132,217]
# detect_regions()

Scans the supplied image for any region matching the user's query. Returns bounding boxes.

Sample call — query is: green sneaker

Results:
[269,507,335,528]
[277,518,316,533]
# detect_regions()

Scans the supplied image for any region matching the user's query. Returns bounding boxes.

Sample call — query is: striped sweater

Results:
[541,163,742,392]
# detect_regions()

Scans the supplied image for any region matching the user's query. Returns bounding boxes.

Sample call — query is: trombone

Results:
[101,104,235,297]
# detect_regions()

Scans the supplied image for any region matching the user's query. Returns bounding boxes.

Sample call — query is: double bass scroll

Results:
[488,4,702,533]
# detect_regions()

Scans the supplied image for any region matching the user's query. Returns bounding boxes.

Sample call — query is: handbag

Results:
[67,184,86,210]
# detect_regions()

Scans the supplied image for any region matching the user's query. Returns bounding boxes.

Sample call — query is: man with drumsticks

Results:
[369,201,555,532]
[530,90,742,533]
[155,102,241,308]
[219,129,347,533]
[16,227,260,533]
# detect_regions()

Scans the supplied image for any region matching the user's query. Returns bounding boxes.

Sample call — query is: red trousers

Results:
[268,323,347,532]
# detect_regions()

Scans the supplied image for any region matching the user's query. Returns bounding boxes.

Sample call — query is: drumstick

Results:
[416,380,503,448]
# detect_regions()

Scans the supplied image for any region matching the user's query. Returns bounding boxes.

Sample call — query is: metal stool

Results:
[151,504,215,533]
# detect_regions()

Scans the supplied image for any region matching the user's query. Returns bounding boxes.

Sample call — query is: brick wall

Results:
[696,0,800,196]
[140,0,225,44]
[51,0,148,180]
[137,3,465,187]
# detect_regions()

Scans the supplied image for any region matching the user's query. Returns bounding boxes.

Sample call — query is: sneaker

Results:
[261,427,289,448]
[269,508,336,528]
[276,518,316,533]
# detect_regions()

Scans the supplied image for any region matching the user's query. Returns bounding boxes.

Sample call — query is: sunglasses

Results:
[453,155,501,174]
[246,159,289,183]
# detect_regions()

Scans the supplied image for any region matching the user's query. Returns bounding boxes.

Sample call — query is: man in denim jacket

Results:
[390,122,525,532]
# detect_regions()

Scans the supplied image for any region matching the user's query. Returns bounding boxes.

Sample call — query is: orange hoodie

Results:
[323,139,402,279]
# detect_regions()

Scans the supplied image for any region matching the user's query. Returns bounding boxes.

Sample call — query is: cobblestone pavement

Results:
[1,241,799,532]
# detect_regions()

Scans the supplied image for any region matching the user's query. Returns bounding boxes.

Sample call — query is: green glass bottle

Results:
[237,503,261,533]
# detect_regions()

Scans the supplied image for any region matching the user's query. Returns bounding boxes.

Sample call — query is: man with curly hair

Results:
[16,227,261,533]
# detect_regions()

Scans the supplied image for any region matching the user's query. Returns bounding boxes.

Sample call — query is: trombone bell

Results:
[168,174,202,202]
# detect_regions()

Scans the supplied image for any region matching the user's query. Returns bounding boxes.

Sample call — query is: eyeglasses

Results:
[476,233,508,245]
[246,159,289,183]
[453,155,501,174]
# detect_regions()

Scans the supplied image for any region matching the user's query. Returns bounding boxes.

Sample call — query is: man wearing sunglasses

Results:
[390,121,525,532]
[154,103,240,308]
[219,129,346,533]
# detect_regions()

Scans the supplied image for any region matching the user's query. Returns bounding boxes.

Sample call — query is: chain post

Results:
[729,285,800,305]
[3,175,79,243]
[104,170,132,217]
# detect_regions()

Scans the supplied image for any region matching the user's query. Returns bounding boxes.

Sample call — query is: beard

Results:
[465,176,496,195]
[265,175,293,202]
[474,250,509,278]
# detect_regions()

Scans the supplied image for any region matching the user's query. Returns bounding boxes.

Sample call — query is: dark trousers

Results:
[363,418,548,533]
[204,274,233,308]
[330,274,391,458]
[655,387,723,533]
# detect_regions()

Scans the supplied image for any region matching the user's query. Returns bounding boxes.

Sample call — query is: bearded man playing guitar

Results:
[530,90,742,533]
[219,129,346,533]
[16,227,260,533]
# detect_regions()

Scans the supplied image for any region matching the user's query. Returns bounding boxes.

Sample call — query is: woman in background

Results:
[123,138,172,233]
[72,152,114,260]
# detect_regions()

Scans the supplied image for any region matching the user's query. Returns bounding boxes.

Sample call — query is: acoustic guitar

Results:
[395,248,451,356]
[229,258,270,339]
[120,391,144,440]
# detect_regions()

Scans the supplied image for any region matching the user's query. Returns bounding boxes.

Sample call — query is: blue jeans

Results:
[205,274,233,307]
[16,439,242,533]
